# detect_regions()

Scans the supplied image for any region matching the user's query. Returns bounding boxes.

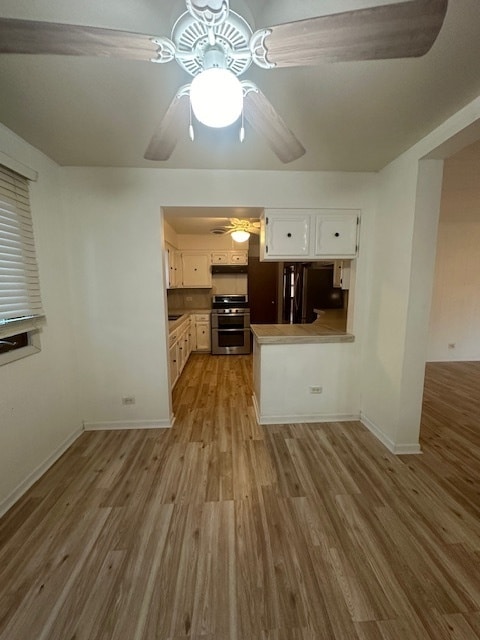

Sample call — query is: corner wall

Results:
[361,96,480,452]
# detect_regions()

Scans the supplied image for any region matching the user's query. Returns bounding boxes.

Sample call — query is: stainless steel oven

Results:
[211,295,251,355]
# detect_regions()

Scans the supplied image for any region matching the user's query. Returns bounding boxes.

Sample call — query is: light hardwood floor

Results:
[1,356,480,639]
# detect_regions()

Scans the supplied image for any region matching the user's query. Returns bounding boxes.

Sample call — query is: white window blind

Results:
[0,164,44,335]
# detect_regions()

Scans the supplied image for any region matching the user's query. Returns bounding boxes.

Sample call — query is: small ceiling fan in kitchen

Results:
[224,218,260,242]
[0,0,448,163]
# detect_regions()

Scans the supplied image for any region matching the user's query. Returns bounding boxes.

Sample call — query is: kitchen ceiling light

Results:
[231,229,250,243]
[190,68,243,128]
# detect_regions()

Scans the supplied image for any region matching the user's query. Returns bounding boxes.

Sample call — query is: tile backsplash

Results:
[167,274,247,310]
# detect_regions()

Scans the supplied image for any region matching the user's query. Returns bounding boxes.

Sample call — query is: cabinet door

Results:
[333,259,351,290]
[262,212,311,259]
[229,251,248,264]
[166,244,178,288]
[195,322,211,351]
[182,253,212,288]
[314,212,358,257]
[188,318,196,351]
[169,342,179,388]
[211,252,228,264]
[176,328,186,373]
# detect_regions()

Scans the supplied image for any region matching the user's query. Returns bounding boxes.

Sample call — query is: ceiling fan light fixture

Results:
[190,67,243,128]
[231,229,250,243]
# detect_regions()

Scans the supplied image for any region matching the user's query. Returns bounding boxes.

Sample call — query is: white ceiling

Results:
[164,206,263,234]
[0,0,480,172]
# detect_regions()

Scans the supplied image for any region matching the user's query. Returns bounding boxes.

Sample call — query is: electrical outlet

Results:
[448,343,456,350]
[309,386,323,394]
[122,396,136,405]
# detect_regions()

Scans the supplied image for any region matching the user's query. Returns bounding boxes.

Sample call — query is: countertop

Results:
[168,309,210,332]
[250,322,354,345]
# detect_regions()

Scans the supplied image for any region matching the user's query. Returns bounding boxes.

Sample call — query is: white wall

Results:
[63,170,172,429]
[0,125,81,515]
[63,167,377,431]
[361,96,480,452]
[428,140,480,361]
[254,342,359,424]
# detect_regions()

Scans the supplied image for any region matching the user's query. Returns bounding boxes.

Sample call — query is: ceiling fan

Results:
[224,218,260,242]
[0,0,448,164]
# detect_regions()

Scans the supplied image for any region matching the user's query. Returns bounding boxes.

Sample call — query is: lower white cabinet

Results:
[169,339,179,388]
[169,315,194,389]
[169,313,210,388]
[194,313,211,352]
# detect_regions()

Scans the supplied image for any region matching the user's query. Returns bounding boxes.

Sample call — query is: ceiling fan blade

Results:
[254,0,448,68]
[144,91,190,161]
[0,17,174,62]
[243,87,305,164]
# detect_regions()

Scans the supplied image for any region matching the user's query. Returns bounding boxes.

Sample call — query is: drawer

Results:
[195,313,210,322]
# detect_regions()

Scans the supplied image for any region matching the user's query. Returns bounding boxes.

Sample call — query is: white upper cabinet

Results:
[211,250,248,265]
[260,211,311,259]
[229,251,248,264]
[181,252,212,288]
[165,244,183,288]
[260,209,359,261]
[314,211,359,258]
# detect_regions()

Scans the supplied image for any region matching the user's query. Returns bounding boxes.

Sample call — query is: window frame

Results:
[0,163,44,365]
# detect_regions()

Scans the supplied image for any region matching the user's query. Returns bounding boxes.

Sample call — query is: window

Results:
[0,164,44,364]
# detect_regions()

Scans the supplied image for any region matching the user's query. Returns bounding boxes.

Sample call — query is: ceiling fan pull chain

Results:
[239,109,245,143]
[189,102,195,141]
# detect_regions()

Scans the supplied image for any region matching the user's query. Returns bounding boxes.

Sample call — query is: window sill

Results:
[0,331,41,367]
[0,315,45,341]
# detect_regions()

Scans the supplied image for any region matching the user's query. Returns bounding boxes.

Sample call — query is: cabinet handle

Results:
[287,233,292,238]
[334,232,340,237]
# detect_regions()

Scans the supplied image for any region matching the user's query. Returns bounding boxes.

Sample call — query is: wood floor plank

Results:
[1,356,480,639]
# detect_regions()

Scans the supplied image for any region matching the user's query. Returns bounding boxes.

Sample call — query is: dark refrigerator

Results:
[282,263,344,324]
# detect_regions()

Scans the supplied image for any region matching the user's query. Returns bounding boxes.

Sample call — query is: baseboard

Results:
[252,396,359,425]
[360,413,422,455]
[258,413,359,425]
[84,419,172,431]
[0,426,83,518]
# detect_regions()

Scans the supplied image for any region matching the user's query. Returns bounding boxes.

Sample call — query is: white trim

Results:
[0,426,83,518]
[392,443,423,455]
[0,315,46,340]
[258,413,359,425]
[360,413,422,455]
[252,396,359,425]
[0,328,42,367]
[0,150,38,181]
[84,419,172,431]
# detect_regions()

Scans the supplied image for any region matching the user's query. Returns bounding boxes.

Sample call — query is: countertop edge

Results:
[250,323,354,345]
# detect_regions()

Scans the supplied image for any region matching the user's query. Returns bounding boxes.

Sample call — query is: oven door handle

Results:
[213,313,249,317]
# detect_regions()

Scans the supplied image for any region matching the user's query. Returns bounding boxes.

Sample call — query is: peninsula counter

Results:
[250,323,358,425]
